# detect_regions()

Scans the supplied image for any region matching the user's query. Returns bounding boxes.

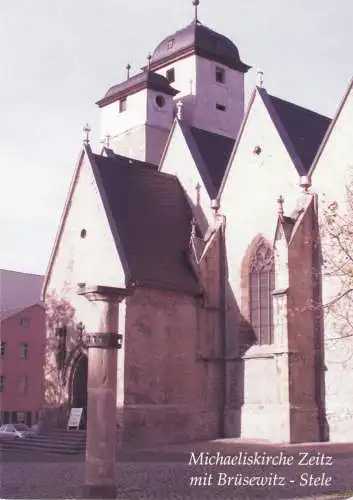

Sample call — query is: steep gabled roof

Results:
[218,87,331,198]
[267,94,331,173]
[91,154,201,296]
[178,121,235,198]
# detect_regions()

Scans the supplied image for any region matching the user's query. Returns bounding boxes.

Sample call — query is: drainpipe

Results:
[212,199,227,439]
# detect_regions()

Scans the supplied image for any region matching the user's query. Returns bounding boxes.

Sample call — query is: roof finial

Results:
[147,53,152,70]
[105,134,111,148]
[126,63,131,79]
[176,100,184,120]
[83,123,91,145]
[277,195,284,217]
[192,0,200,23]
[257,69,264,88]
[191,218,197,239]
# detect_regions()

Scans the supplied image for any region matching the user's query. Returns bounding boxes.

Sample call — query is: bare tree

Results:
[43,290,77,408]
[319,169,353,362]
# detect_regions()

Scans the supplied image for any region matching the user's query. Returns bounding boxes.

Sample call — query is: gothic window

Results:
[249,242,275,345]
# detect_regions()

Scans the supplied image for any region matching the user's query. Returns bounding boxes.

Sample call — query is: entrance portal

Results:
[71,353,88,429]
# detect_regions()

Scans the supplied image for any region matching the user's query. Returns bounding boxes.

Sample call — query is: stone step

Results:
[0,430,87,455]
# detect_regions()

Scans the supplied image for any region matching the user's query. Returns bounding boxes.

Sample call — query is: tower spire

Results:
[192,0,200,23]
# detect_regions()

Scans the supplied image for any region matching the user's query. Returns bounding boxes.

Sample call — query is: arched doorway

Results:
[71,353,88,429]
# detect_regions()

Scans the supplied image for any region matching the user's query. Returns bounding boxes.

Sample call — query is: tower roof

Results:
[96,71,179,108]
[149,20,251,72]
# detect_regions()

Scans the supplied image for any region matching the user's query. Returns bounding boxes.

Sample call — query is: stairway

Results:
[0,429,86,455]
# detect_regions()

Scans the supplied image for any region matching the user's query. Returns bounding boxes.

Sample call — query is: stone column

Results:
[78,285,130,500]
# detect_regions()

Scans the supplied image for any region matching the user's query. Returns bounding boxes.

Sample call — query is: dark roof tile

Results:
[179,123,235,198]
[97,71,179,108]
[91,154,200,295]
[151,21,251,73]
[268,94,331,173]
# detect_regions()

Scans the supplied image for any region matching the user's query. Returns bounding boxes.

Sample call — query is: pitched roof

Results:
[179,122,235,198]
[267,94,331,173]
[0,302,44,322]
[91,153,201,296]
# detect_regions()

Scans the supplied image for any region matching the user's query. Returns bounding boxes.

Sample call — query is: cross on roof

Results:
[83,123,91,145]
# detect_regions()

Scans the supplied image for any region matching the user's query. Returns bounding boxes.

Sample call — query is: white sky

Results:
[1,0,352,275]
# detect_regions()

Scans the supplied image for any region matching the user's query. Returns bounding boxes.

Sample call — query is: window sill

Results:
[242,344,297,359]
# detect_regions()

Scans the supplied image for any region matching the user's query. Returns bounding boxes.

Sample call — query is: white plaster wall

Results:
[159,122,214,232]
[221,91,302,300]
[156,55,244,138]
[193,58,244,138]
[146,89,174,130]
[310,84,353,441]
[100,90,148,142]
[45,153,126,330]
[156,56,197,99]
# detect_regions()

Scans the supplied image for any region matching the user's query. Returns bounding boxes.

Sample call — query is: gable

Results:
[310,79,353,207]
[159,120,215,230]
[219,89,304,296]
[43,148,126,299]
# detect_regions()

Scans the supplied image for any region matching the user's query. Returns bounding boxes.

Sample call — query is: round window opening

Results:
[80,229,87,239]
[155,95,166,108]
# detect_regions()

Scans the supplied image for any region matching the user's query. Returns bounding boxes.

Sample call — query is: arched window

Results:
[249,242,275,345]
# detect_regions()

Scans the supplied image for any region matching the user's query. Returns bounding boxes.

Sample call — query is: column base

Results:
[83,484,116,499]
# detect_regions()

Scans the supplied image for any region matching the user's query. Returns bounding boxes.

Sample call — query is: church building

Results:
[42,2,353,446]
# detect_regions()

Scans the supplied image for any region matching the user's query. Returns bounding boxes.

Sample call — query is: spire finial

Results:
[83,123,91,145]
[126,63,131,79]
[147,53,152,70]
[190,218,197,242]
[176,100,184,120]
[192,0,200,23]
[257,69,264,88]
[277,195,284,217]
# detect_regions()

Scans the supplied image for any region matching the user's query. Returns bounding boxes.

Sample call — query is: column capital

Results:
[77,284,131,303]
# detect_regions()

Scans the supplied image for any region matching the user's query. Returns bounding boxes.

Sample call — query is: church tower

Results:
[149,0,251,138]
[97,1,250,164]
[97,70,179,166]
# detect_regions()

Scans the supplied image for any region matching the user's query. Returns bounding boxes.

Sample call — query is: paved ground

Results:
[1,439,353,499]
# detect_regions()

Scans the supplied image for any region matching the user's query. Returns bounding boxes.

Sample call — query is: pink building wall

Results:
[0,304,45,426]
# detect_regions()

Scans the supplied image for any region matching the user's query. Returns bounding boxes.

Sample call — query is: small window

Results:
[20,317,30,328]
[20,342,29,360]
[216,103,226,112]
[215,66,225,84]
[166,68,175,83]
[0,342,6,358]
[167,38,174,50]
[119,97,127,113]
[0,376,4,392]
